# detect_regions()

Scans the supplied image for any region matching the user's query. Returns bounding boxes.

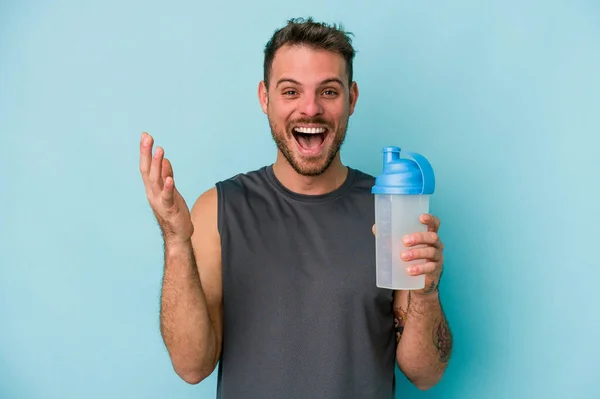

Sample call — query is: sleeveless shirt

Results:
[214,165,396,399]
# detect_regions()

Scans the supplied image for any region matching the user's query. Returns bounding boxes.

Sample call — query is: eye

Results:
[282,89,297,96]
[322,89,338,97]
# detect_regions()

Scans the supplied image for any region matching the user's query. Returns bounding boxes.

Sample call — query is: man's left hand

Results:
[401,214,444,296]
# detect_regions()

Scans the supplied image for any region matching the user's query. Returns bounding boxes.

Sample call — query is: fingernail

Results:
[142,133,150,145]
[401,251,411,260]
[407,267,417,274]
[403,235,414,245]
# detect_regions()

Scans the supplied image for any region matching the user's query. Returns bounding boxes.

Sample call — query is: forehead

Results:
[270,44,347,86]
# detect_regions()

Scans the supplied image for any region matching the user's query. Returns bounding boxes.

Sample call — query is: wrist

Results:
[411,288,440,302]
[408,289,440,317]
[164,237,193,257]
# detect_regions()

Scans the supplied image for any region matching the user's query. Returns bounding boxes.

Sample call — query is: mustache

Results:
[287,117,332,130]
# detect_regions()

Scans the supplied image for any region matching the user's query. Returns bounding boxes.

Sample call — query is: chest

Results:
[222,194,390,306]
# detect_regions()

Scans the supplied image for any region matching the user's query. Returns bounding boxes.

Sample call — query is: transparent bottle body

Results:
[374,193,430,290]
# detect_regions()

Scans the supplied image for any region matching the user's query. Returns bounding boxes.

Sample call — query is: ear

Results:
[258,81,269,114]
[348,81,359,116]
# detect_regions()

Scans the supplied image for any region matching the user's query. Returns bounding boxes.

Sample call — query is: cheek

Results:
[267,105,292,132]
[270,104,295,124]
[326,101,349,119]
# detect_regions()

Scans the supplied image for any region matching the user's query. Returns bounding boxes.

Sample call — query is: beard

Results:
[269,115,349,177]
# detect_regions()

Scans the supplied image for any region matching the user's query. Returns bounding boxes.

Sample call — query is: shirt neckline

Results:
[263,164,357,203]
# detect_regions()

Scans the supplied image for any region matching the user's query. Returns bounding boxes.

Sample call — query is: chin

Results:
[291,160,331,176]
[288,144,340,177]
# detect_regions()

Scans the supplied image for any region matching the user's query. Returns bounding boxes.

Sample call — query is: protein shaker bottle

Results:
[371,146,435,290]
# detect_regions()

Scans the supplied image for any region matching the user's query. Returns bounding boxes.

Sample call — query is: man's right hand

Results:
[139,132,194,245]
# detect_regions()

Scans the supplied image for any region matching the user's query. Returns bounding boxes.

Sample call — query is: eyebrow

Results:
[275,77,345,88]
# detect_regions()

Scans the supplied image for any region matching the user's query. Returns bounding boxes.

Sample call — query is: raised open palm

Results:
[139,132,194,244]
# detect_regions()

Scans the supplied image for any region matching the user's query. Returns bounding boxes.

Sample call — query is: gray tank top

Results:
[215,165,396,399]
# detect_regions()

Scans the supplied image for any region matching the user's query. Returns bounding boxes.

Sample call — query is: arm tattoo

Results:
[422,280,438,295]
[393,306,407,343]
[433,317,452,362]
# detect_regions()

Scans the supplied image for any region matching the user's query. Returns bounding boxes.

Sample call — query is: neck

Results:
[272,152,348,196]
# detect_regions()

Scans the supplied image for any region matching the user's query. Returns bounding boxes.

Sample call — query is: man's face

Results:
[259,44,358,176]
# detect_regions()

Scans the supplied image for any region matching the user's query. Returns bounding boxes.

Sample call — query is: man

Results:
[139,17,452,398]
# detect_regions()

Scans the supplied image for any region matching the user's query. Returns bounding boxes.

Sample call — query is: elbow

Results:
[172,357,218,385]
[397,360,446,391]
[408,375,443,391]
[403,371,441,391]
[181,373,206,385]
[414,379,440,391]
[175,366,214,385]
[168,344,220,385]
[179,372,203,385]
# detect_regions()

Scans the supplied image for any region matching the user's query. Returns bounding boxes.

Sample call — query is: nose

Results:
[298,93,323,117]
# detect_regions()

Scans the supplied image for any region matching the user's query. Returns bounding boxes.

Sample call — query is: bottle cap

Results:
[371,146,435,195]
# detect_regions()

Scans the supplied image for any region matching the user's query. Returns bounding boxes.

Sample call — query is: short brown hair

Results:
[263,17,356,89]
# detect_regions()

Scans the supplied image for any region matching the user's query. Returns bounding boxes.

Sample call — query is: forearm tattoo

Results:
[433,317,452,362]
[394,306,407,342]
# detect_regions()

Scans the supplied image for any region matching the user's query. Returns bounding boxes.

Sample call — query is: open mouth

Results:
[292,126,328,151]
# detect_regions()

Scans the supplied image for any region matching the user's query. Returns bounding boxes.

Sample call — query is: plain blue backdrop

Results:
[1,0,599,398]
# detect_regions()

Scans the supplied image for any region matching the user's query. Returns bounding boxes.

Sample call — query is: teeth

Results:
[293,127,326,134]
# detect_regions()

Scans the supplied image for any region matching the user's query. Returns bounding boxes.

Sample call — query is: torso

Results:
[215,165,396,399]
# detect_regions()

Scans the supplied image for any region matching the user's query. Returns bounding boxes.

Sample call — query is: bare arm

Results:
[160,188,222,384]
[393,289,452,390]
[376,213,452,390]
[139,132,222,384]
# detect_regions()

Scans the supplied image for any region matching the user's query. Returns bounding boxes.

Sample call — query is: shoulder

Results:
[351,167,376,182]
[214,166,271,199]
[189,186,218,233]
[217,166,269,186]
[348,167,376,192]
[190,166,269,219]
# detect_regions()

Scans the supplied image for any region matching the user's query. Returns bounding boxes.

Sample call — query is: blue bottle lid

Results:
[371,146,435,195]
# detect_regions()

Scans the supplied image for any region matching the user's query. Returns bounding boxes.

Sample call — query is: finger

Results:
[401,246,442,262]
[161,176,175,208]
[149,146,164,195]
[139,132,154,180]
[407,261,438,276]
[420,214,440,232]
[372,224,376,236]
[162,158,173,181]
[403,231,440,247]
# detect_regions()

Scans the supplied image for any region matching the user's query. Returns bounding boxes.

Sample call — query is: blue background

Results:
[1,0,599,398]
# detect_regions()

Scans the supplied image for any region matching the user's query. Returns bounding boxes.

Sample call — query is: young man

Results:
[139,17,452,399]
